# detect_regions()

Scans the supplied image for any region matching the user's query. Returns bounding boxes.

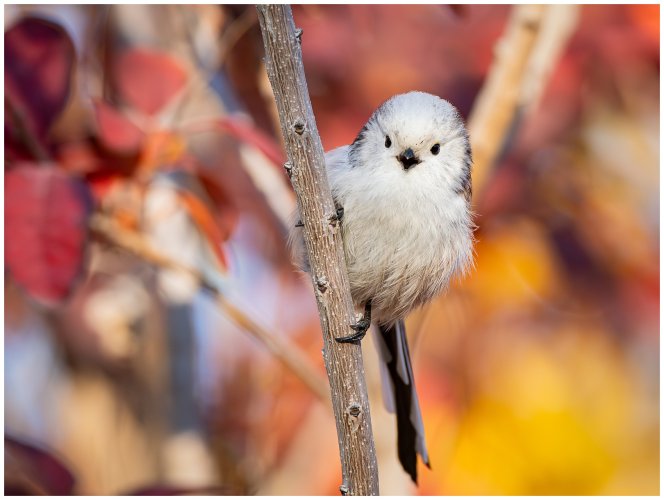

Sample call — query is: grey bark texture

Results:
[256,4,379,496]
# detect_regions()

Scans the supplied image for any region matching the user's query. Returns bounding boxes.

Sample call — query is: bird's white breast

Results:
[326,146,473,326]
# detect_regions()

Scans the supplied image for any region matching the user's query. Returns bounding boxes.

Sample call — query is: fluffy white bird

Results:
[292,91,474,483]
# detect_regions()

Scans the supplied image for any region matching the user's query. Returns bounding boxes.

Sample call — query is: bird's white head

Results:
[348,91,472,199]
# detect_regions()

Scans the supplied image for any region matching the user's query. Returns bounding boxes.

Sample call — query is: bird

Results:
[291,91,474,484]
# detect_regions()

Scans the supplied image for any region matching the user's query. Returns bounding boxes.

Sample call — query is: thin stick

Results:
[217,6,258,66]
[467,4,547,199]
[257,5,379,496]
[89,214,329,403]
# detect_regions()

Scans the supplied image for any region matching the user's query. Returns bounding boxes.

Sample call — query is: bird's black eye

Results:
[385,136,392,148]
[431,143,440,155]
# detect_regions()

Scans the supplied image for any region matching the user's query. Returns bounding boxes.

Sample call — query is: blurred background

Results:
[4,4,659,495]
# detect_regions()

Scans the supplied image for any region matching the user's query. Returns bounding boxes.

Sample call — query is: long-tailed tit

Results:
[292,91,474,483]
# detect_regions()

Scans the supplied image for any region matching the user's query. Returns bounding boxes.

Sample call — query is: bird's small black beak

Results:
[398,148,420,170]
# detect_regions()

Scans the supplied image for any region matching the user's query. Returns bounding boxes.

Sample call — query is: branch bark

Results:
[256,5,379,496]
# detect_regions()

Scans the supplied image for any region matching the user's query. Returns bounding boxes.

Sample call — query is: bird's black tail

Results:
[376,320,430,484]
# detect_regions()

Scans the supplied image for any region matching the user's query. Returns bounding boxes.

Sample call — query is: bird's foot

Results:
[336,318,370,343]
[328,205,344,227]
[336,300,371,344]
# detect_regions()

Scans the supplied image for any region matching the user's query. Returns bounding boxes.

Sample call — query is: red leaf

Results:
[5,165,92,305]
[5,435,76,495]
[93,100,145,153]
[5,17,75,138]
[57,140,103,175]
[162,170,238,271]
[84,169,123,202]
[113,48,188,116]
[179,189,230,270]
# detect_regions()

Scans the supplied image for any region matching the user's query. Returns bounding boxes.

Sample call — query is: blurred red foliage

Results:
[4,13,278,303]
[5,435,76,495]
[112,48,188,116]
[93,99,145,154]
[5,165,92,305]
[5,17,75,141]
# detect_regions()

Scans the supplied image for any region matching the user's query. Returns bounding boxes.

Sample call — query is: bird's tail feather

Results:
[375,320,430,484]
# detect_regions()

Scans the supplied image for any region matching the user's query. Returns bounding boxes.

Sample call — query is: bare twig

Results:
[216,296,329,401]
[217,6,258,66]
[519,6,579,110]
[467,4,546,198]
[256,5,379,496]
[468,5,579,199]
[88,214,329,403]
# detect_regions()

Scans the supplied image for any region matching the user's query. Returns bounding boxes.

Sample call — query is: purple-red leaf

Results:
[113,48,188,116]
[5,435,76,495]
[5,164,92,306]
[93,99,145,153]
[5,17,75,138]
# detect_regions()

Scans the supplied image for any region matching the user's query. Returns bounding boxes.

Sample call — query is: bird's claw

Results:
[336,319,370,343]
[328,205,345,227]
[335,300,371,344]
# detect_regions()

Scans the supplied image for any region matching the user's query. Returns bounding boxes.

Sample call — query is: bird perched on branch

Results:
[292,91,474,484]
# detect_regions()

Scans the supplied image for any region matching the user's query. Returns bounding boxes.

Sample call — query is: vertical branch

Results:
[518,5,580,111]
[467,4,547,198]
[256,5,379,496]
[467,4,579,199]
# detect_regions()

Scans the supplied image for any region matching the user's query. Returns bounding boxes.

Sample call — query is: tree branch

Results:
[467,4,547,198]
[88,214,329,403]
[256,5,379,496]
